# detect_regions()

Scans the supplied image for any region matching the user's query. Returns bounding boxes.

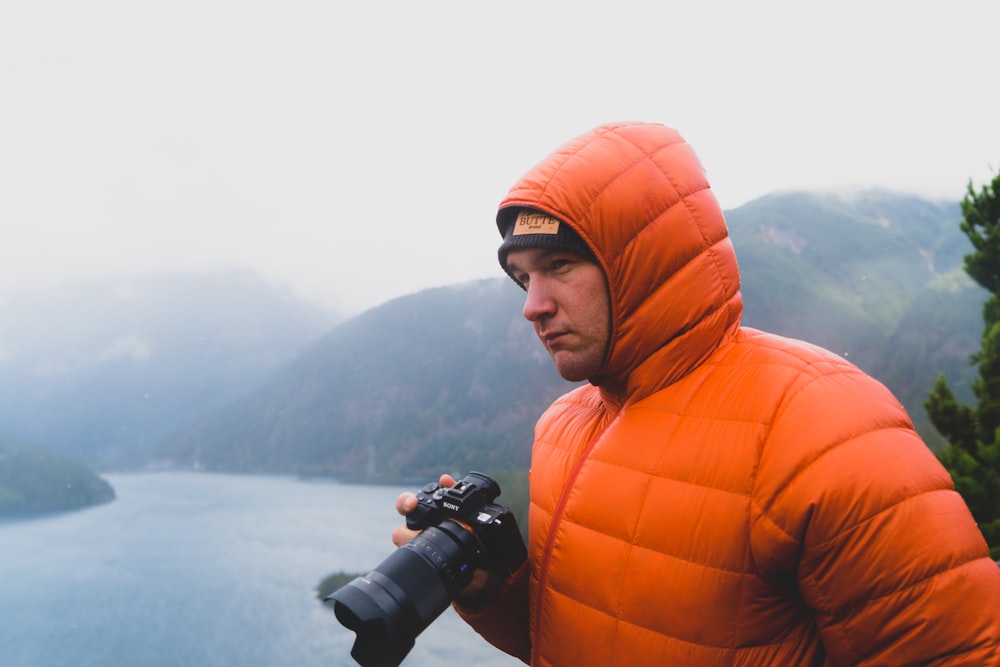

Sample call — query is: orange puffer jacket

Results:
[460,122,1000,665]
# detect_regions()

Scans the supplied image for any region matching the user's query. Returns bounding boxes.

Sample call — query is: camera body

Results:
[327,471,526,667]
[405,471,526,576]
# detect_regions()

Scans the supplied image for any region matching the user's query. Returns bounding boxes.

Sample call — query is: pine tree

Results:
[925,170,1000,559]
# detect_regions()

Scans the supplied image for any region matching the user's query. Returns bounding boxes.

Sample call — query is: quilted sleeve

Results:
[755,365,1000,666]
[454,560,531,664]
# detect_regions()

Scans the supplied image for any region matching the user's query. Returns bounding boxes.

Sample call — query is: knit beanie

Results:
[497,209,595,280]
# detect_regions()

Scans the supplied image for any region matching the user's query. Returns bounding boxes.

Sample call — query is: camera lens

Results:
[327,519,481,667]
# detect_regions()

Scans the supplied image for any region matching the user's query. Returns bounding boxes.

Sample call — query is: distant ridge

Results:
[0,269,340,468]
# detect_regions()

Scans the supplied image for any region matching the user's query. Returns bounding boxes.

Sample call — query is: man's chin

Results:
[552,355,594,383]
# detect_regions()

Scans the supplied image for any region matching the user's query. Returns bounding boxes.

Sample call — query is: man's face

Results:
[505,247,611,382]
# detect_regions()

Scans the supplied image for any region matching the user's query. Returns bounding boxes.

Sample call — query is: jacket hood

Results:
[497,121,743,403]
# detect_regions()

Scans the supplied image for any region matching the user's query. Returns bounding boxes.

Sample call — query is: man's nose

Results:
[522,279,556,321]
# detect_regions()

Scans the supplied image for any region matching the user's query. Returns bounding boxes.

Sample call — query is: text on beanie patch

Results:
[513,211,560,236]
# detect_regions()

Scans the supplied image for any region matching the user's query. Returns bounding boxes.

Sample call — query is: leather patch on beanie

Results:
[513,210,561,236]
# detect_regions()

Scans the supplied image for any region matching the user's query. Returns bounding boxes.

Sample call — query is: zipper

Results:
[531,411,618,664]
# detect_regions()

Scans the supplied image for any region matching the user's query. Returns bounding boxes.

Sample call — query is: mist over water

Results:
[0,473,520,667]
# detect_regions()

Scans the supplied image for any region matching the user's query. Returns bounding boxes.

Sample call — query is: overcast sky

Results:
[2,0,998,315]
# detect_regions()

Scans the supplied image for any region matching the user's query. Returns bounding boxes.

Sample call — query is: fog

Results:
[2,0,998,315]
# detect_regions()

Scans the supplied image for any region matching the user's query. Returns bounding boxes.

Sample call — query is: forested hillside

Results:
[153,278,571,480]
[0,434,115,517]
[152,190,985,480]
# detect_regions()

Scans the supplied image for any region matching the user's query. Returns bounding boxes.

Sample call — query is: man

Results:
[395,122,1000,665]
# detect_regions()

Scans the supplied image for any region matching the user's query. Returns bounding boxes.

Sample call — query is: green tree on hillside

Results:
[925,170,1000,559]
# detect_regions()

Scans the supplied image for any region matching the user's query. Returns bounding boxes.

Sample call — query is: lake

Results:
[0,472,523,667]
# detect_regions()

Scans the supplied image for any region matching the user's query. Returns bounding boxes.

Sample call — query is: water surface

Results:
[0,472,521,667]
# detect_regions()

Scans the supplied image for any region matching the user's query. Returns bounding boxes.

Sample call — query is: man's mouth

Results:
[541,331,568,347]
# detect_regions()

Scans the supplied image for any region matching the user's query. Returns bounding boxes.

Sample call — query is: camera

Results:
[326,471,527,667]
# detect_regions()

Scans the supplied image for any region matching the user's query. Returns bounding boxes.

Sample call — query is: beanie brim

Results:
[497,209,594,282]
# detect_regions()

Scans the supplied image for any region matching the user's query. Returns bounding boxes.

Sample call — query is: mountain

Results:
[726,190,984,421]
[153,190,986,481]
[0,270,340,468]
[152,278,571,480]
